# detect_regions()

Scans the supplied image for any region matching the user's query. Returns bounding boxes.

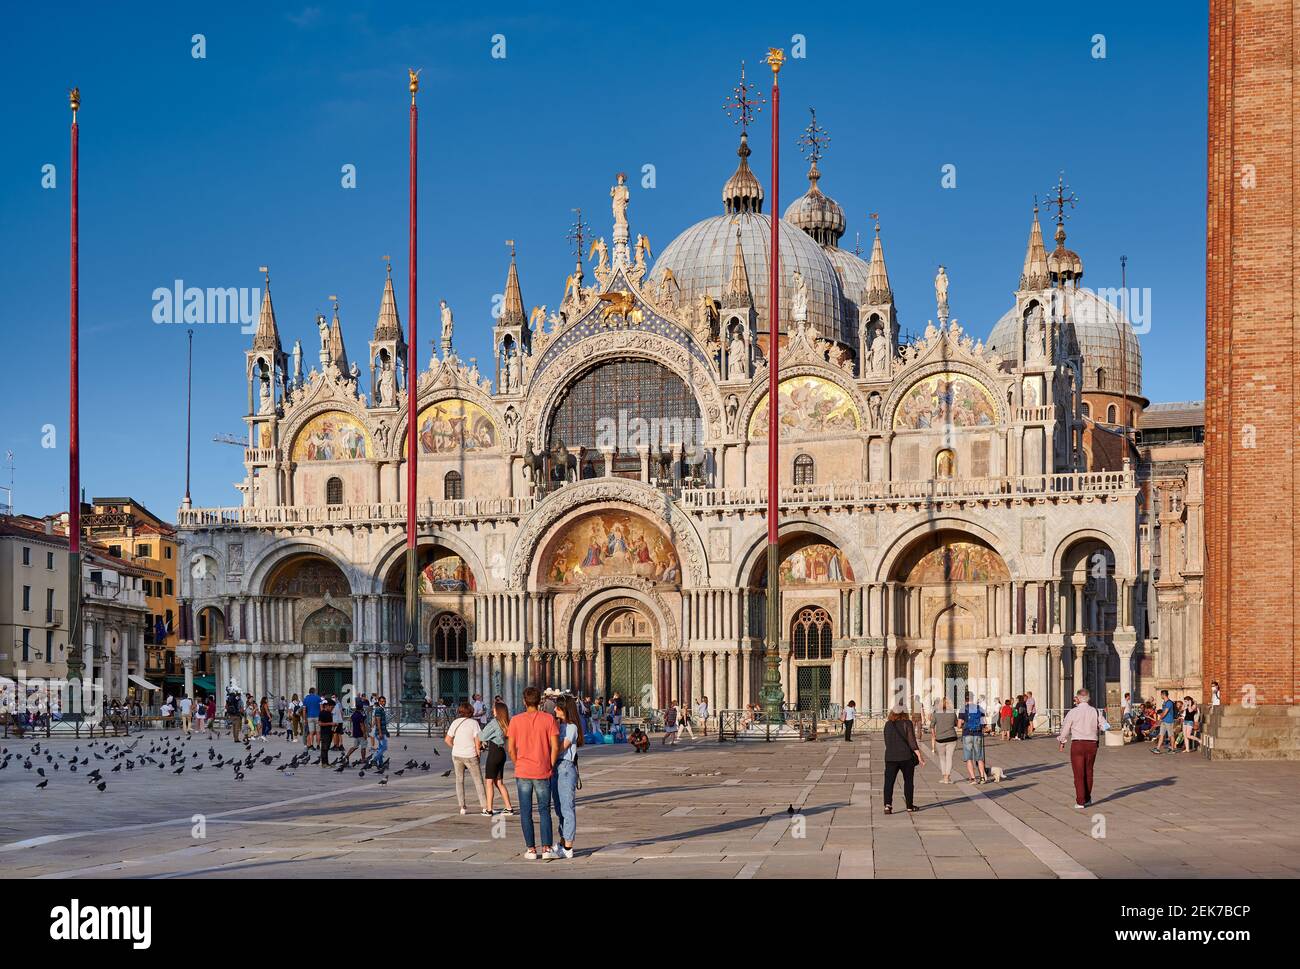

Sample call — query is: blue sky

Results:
[0,0,1207,518]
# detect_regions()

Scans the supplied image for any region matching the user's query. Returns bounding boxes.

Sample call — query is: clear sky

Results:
[0,0,1207,519]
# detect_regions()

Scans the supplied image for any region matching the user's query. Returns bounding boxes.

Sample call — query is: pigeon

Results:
[787,804,795,816]
[111,764,121,773]
[378,777,388,786]
[96,782,107,792]
[440,769,452,778]
[174,767,185,775]
[35,779,48,789]
[394,769,406,777]
[36,768,45,777]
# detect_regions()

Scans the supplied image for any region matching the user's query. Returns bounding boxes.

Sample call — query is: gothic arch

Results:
[507,479,708,589]
[520,330,725,454]
[883,358,1010,430]
[874,516,1021,583]
[560,578,681,655]
[736,363,866,444]
[1051,527,1134,579]
[245,539,360,597]
[367,531,487,596]
[728,518,868,589]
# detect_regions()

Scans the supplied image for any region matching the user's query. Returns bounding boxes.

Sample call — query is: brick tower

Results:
[1204,0,1300,755]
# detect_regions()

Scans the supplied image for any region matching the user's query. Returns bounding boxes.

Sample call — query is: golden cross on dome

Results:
[1048,172,1078,225]
[566,208,592,260]
[798,108,830,167]
[723,60,765,132]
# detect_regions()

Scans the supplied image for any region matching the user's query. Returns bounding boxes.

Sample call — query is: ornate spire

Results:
[501,240,526,328]
[1019,203,1051,291]
[722,222,753,307]
[785,107,844,246]
[327,296,349,372]
[1046,173,1083,285]
[252,267,281,353]
[722,62,766,215]
[864,216,893,305]
[373,258,404,343]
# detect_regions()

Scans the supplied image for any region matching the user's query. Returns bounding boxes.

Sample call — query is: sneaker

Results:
[559,846,575,859]
[883,805,893,814]
[1074,803,1085,809]
[541,848,558,860]
[480,810,493,816]
[524,848,538,860]
[503,809,515,816]
[459,808,467,815]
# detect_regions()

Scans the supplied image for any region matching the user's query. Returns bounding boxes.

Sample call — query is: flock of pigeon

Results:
[0,735,451,795]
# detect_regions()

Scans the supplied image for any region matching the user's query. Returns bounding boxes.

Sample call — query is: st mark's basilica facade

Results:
[177,118,1166,719]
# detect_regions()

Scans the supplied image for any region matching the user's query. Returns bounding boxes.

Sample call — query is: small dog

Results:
[991,766,1006,782]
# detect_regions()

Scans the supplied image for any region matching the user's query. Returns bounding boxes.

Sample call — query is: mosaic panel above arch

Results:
[748,375,860,440]
[267,556,350,597]
[291,411,371,461]
[905,541,1009,584]
[404,399,497,455]
[420,553,476,594]
[780,543,855,585]
[893,372,997,430]
[543,511,680,587]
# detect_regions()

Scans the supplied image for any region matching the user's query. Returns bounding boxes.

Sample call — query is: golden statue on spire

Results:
[766,47,785,78]
[408,68,421,102]
[69,86,80,116]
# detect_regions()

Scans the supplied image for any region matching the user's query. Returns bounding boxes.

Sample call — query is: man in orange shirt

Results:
[507,686,561,860]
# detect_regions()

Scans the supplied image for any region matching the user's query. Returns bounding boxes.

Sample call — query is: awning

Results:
[192,675,216,693]
[128,674,162,691]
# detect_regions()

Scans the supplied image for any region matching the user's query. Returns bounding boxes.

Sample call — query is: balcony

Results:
[178,496,537,529]
[680,471,1137,514]
[45,608,64,626]
[85,582,147,609]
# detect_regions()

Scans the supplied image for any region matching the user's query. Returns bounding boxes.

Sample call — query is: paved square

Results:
[2,728,1298,878]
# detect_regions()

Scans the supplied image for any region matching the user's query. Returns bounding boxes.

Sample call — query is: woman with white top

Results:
[842,700,857,742]
[550,695,584,858]
[445,701,489,816]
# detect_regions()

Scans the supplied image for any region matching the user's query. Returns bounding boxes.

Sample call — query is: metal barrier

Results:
[1,715,131,739]
[715,709,818,741]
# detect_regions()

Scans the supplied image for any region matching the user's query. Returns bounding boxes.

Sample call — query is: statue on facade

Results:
[868,392,883,430]
[727,330,748,380]
[870,322,889,372]
[634,233,653,272]
[611,172,630,238]
[935,265,950,319]
[791,269,809,325]
[291,339,303,389]
[258,372,273,414]
[378,356,396,405]
[440,299,454,354]
[316,313,331,369]
[588,238,609,276]
[1025,303,1046,360]
[507,352,522,393]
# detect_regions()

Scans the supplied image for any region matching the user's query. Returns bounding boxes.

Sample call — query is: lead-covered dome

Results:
[653,138,847,342]
[987,287,1142,397]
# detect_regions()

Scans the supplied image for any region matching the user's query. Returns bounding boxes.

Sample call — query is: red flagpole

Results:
[761,49,786,723]
[402,70,423,717]
[68,87,85,697]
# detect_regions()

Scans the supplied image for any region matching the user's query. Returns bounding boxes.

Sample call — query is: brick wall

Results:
[1204,0,1300,705]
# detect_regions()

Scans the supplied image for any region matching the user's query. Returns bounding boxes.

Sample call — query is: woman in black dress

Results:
[882,705,925,814]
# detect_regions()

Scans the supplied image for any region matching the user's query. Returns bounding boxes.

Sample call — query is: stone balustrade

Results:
[177,495,537,528]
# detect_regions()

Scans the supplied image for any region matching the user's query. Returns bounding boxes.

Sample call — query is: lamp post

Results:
[759,47,787,725]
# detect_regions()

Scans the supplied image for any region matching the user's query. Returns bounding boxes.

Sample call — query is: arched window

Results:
[432,612,468,663]
[934,448,956,479]
[1106,403,1118,424]
[325,477,343,505]
[444,470,463,500]
[791,606,833,661]
[1081,401,1091,418]
[793,453,815,485]
[1096,367,1106,389]
[547,359,701,477]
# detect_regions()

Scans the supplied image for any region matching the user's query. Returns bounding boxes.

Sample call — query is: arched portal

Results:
[891,529,1009,710]
[1059,537,1120,706]
[596,605,656,711]
[749,531,855,709]
[264,553,354,696]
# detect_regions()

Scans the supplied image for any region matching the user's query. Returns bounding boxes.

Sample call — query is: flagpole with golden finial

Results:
[66,86,86,697]
[761,47,787,726]
[402,68,426,720]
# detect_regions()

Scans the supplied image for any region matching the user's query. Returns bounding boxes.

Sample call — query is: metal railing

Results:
[716,709,818,741]
[1,714,131,739]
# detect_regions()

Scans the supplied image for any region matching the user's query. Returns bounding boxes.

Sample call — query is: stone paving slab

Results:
[1,728,1298,878]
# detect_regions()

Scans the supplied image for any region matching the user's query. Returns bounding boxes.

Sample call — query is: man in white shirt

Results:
[179,695,193,735]
[1058,689,1109,808]
[697,696,710,736]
